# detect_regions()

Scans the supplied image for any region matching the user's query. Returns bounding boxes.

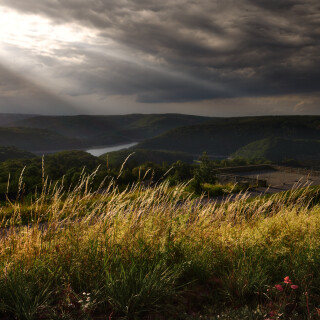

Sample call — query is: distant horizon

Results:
[1,112,320,118]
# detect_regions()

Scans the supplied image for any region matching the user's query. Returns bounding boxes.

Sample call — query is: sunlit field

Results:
[1,170,320,320]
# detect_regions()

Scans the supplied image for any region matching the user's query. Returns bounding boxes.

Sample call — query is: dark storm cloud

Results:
[1,0,320,103]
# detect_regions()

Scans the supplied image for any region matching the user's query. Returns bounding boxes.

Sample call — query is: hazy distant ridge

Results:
[6,113,211,147]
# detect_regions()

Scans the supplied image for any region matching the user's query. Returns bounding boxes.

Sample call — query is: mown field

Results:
[1,172,320,319]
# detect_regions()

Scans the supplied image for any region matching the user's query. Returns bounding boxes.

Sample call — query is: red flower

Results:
[275,284,284,292]
[291,285,299,290]
[269,310,277,317]
[284,276,292,284]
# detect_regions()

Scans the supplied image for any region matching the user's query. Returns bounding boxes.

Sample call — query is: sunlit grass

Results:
[0,171,320,319]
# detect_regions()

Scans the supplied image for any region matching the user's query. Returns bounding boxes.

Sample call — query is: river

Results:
[85,142,138,156]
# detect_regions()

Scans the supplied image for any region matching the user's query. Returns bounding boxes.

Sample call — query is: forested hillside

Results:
[0,146,35,162]
[137,116,320,157]
[0,127,84,152]
[232,137,320,161]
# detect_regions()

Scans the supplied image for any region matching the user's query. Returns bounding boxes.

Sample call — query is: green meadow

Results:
[0,170,320,319]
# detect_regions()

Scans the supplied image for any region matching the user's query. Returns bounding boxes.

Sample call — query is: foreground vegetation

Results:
[1,170,320,319]
[0,150,262,199]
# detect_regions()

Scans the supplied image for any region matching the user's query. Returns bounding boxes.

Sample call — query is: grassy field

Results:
[1,172,320,319]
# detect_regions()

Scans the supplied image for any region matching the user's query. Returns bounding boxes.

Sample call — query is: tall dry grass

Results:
[0,170,320,319]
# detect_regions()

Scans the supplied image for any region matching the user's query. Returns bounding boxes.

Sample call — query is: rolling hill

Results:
[3,114,320,163]
[232,137,320,161]
[137,116,320,157]
[8,114,211,145]
[116,114,211,140]
[0,113,37,126]
[0,146,35,162]
[0,127,84,152]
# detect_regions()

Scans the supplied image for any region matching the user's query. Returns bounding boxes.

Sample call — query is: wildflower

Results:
[268,310,277,318]
[291,285,299,290]
[284,276,292,284]
[275,284,284,292]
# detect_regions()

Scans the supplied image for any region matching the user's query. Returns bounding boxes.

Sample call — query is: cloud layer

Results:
[0,0,319,114]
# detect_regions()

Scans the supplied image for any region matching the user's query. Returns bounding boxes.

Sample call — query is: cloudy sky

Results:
[0,0,319,116]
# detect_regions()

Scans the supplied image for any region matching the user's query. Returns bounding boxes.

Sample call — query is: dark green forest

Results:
[0,150,261,199]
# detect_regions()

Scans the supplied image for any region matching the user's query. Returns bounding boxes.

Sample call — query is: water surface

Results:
[86,142,138,157]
